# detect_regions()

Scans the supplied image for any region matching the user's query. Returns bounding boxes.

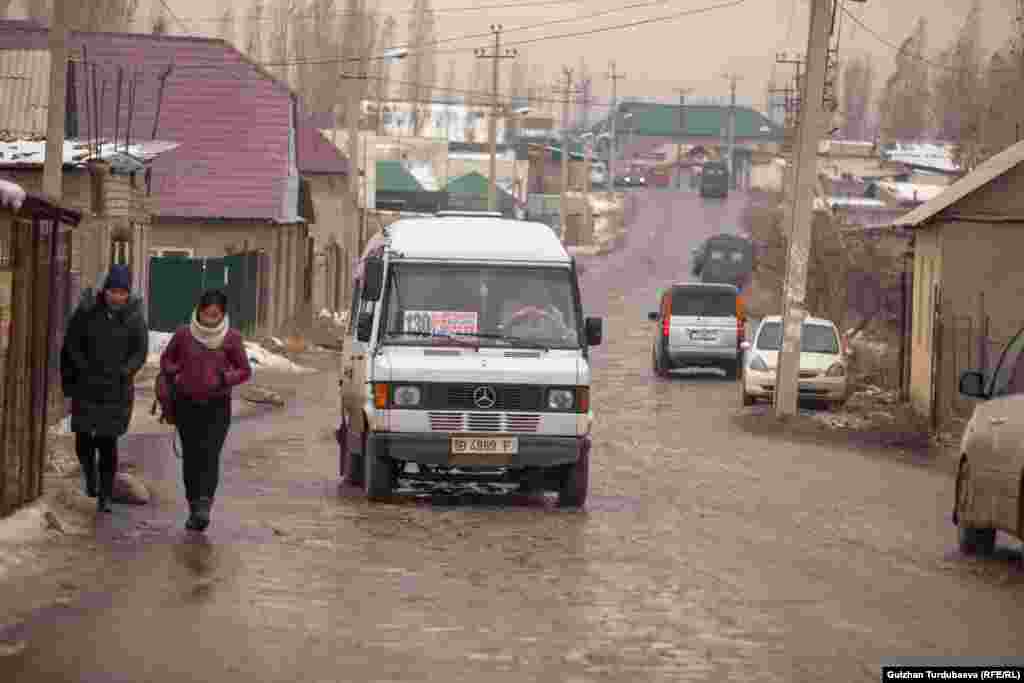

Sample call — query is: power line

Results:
[194,0,593,23]
[839,5,1015,74]
[208,0,747,70]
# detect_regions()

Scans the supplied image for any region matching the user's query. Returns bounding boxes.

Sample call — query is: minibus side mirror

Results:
[356,312,374,342]
[362,257,384,301]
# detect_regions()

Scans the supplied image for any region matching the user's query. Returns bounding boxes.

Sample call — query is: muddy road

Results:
[2,189,1022,682]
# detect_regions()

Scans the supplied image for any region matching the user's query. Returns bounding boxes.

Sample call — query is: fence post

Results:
[931,290,943,435]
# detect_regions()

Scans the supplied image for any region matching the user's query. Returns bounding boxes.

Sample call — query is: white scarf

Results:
[189,310,229,350]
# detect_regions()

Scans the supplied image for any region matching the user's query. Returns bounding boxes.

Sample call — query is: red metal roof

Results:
[0,20,306,221]
[296,112,349,175]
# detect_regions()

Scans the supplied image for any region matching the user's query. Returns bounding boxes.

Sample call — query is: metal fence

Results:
[1,200,79,515]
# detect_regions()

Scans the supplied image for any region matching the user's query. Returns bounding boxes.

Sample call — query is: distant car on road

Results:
[740,315,849,409]
[648,282,743,379]
[699,161,729,198]
[690,233,754,293]
[953,326,1024,556]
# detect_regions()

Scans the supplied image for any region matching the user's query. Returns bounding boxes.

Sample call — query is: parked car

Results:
[699,161,729,198]
[953,327,1024,555]
[590,161,609,187]
[647,282,743,379]
[740,315,848,409]
[616,166,647,187]
[337,214,603,506]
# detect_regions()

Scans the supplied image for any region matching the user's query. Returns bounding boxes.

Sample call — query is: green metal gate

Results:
[148,253,260,335]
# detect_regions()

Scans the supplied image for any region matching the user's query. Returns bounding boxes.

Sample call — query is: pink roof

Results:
[0,21,305,221]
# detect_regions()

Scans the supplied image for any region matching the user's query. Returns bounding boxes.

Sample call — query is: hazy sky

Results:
[21,0,1022,111]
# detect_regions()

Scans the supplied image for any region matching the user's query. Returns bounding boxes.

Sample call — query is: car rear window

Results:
[755,322,839,353]
[670,288,736,317]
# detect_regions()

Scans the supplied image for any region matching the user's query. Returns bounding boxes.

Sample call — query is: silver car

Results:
[648,283,742,378]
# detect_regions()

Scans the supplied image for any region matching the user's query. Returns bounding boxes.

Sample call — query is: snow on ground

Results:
[146,331,312,373]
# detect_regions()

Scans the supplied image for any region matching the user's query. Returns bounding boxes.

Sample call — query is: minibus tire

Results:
[364,434,394,502]
[558,450,590,508]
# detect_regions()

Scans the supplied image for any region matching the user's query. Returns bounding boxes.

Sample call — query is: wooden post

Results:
[44,0,69,199]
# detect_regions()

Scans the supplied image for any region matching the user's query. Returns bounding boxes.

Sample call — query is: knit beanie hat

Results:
[103,264,132,292]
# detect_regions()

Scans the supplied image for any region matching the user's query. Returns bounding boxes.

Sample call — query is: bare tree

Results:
[245,0,265,60]
[506,58,527,106]
[878,18,931,143]
[217,0,237,47]
[267,0,294,84]
[0,0,15,19]
[370,14,397,132]
[28,0,140,31]
[527,62,547,114]
[840,55,874,140]
[931,0,984,169]
[404,0,438,136]
[981,44,1019,156]
[151,7,170,35]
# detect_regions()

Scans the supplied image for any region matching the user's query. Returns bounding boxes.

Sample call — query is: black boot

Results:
[185,500,203,531]
[96,495,112,513]
[97,465,114,513]
[81,465,98,498]
[193,497,212,532]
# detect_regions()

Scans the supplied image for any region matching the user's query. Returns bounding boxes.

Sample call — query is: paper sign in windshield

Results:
[404,310,478,335]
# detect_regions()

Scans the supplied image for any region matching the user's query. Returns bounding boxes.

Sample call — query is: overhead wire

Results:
[194,0,593,23]
[185,0,747,69]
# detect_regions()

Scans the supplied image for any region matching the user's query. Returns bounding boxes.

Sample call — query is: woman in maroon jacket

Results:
[160,289,252,532]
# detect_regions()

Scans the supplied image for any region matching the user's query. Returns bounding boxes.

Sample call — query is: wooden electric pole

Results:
[606,62,626,192]
[673,87,693,190]
[774,0,833,418]
[475,25,517,212]
[554,67,582,244]
[44,0,69,199]
[721,73,743,189]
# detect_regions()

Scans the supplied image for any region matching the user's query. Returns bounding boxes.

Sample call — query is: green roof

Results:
[601,104,783,140]
[376,160,423,193]
[444,171,514,197]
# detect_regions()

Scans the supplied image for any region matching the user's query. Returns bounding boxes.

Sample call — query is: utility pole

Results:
[721,73,742,190]
[44,0,69,199]
[606,61,626,192]
[673,87,693,190]
[774,0,833,418]
[554,67,582,244]
[475,25,518,212]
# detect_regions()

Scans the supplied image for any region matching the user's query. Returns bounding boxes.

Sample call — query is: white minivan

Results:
[336,212,603,506]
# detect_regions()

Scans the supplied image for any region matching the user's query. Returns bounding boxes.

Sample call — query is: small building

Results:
[0,180,81,515]
[444,171,518,217]
[893,140,1024,430]
[375,160,446,215]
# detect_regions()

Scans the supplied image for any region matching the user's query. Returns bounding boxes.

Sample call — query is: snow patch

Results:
[0,178,26,210]
[146,331,312,373]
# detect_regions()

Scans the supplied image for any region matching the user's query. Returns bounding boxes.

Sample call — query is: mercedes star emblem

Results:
[473,386,497,409]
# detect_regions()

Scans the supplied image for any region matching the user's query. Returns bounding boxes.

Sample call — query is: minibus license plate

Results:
[450,435,518,456]
[689,329,717,341]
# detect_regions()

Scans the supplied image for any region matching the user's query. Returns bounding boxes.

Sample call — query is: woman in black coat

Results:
[61,264,149,513]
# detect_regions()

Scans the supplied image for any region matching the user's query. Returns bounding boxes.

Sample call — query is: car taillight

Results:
[661,296,671,337]
[737,318,744,345]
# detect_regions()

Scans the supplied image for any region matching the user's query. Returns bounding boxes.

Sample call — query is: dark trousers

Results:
[76,433,118,497]
[176,396,232,502]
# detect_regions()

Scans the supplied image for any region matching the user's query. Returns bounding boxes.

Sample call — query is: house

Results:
[0,139,177,307]
[0,47,178,305]
[892,139,1024,429]
[375,160,445,215]
[444,171,518,217]
[296,113,351,315]
[0,21,317,335]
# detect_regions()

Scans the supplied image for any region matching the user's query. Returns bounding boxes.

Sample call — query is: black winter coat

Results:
[61,289,149,437]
